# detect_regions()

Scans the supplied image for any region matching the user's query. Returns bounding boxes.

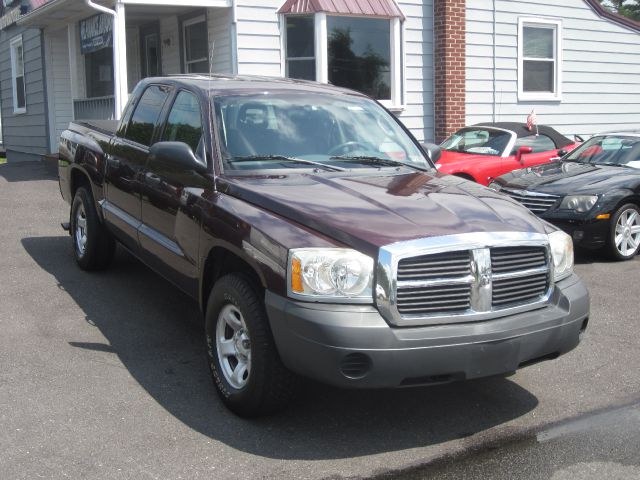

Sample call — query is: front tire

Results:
[608,203,640,261]
[205,274,297,417]
[70,187,115,270]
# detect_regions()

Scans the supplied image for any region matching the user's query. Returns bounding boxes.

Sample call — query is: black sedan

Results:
[489,132,640,260]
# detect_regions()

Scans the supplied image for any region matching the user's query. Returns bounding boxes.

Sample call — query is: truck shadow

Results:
[22,235,539,461]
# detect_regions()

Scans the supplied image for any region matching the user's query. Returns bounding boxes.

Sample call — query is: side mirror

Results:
[421,143,442,163]
[557,149,568,158]
[516,146,533,163]
[148,141,207,174]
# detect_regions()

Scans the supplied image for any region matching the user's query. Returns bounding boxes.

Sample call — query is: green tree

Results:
[598,0,640,21]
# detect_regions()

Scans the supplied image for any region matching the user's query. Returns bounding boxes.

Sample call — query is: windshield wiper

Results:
[596,162,626,167]
[330,155,423,170]
[227,155,346,172]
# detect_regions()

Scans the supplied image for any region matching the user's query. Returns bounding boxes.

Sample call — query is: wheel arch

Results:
[200,245,269,313]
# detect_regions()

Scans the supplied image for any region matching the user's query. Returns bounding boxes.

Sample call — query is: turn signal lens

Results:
[596,213,610,220]
[291,257,303,293]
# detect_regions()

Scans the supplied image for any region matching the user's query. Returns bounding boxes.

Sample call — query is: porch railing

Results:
[73,96,116,121]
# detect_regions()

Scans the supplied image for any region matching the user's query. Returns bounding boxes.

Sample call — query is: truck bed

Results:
[71,119,119,136]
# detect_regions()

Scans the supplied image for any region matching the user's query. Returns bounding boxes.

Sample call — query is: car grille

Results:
[491,247,550,307]
[502,189,560,214]
[394,246,550,318]
[397,252,472,315]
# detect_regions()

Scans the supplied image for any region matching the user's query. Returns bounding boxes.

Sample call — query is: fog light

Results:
[573,230,584,241]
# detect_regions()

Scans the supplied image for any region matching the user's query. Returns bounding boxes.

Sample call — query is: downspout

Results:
[492,0,497,122]
[83,0,128,120]
[231,0,238,75]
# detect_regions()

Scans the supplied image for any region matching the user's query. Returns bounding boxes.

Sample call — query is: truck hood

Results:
[219,171,546,256]
[496,161,640,195]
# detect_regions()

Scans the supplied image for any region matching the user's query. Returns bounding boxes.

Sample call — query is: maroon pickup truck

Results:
[59,76,589,417]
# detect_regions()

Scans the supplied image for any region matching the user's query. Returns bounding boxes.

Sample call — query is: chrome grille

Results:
[491,247,550,307]
[397,251,471,281]
[397,284,472,315]
[503,189,560,214]
[491,246,547,273]
[389,239,551,323]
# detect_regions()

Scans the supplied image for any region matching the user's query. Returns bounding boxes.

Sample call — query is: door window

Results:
[511,134,556,154]
[124,85,170,146]
[162,91,204,157]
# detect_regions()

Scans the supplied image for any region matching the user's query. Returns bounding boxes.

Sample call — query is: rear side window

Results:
[162,91,203,155]
[512,134,556,154]
[124,85,170,146]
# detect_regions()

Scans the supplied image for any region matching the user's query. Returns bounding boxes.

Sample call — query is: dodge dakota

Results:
[58,75,589,417]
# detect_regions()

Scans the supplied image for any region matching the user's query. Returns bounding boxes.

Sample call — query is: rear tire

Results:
[608,203,640,261]
[70,187,115,271]
[205,274,297,417]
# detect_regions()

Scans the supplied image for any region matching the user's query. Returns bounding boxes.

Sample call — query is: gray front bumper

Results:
[265,274,590,388]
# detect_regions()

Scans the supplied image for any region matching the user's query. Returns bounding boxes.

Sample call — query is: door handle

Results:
[106,155,121,169]
[145,172,162,187]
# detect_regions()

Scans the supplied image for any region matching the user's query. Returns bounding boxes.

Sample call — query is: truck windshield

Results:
[213,92,430,173]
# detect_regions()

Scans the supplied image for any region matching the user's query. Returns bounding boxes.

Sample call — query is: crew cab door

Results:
[103,84,171,251]
[503,134,558,172]
[139,89,210,297]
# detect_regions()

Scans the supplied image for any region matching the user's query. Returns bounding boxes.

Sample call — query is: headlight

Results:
[488,182,501,191]
[548,230,574,282]
[559,195,598,213]
[288,248,374,302]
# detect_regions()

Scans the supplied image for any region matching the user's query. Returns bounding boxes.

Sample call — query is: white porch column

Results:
[113,1,128,119]
[68,24,78,119]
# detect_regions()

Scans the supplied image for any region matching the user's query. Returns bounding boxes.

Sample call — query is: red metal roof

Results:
[277,0,405,20]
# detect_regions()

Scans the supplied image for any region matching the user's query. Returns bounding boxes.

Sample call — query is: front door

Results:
[141,22,161,78]
[139,89,208,296]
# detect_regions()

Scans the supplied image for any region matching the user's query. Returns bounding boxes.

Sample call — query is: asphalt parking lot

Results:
[1,161,639,480]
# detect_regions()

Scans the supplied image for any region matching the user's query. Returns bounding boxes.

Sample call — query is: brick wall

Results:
[434,0,466,143]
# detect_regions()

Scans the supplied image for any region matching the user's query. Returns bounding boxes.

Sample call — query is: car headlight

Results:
[288,248,374,302]
[559,195,598,213]
[488,182,501,191]
[548,230,574,282]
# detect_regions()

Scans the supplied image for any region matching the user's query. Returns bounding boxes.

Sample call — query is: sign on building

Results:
[80,13,113,54]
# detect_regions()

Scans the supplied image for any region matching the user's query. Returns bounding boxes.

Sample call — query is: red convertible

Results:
[437,122,579,185]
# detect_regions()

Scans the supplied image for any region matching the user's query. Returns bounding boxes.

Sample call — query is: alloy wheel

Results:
[614,208,640,257]
[75,204,88,257]
[215,304,252,389]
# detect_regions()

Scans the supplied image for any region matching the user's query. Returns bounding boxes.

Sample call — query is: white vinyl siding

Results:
[234,0,434,142]
[208,7,233,74]
[466,0,640,137]
[44,28,73,152]
[0,27,49,158]
[160,16,180,74]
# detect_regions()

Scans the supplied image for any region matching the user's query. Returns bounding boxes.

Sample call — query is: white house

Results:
[0,0,638,162]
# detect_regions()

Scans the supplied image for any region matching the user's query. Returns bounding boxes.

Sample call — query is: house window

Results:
[283,14,403,107]
[285,16,315,81]
[518,18,562,101]
[10,36,26,114]
[183,16,209,73]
